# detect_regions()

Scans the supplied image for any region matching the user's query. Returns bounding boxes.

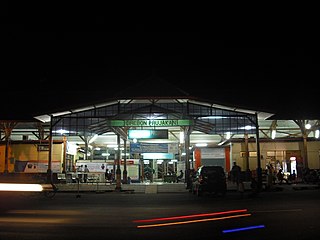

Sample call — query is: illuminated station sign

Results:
[107,119,193,127]
[128,129,168,139]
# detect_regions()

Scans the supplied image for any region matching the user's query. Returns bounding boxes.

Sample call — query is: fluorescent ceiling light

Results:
[195,143,208,147]
[244,125,253,130]
[55,129,69,135]
[226,132,231,140]
[180,131,184,143]
[315,130,319,138]
[271,129,276,139]
[199,116,228,119]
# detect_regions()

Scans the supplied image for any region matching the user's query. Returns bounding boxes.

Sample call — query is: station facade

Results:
[1,80,319,188]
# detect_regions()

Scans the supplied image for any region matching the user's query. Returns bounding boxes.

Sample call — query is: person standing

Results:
[77,165,84,182]
[110,169,115,182]
[291,169,297,183]
[231,162,244,197]
[266,163,274,189]
[83,165,90,183]
[105,168,110,181]
[231,162,241,185]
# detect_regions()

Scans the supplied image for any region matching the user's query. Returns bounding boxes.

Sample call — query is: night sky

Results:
[1,16,319,120]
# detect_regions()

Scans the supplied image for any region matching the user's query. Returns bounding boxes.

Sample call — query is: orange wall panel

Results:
[225,146,230,172]
[194,148,201,170]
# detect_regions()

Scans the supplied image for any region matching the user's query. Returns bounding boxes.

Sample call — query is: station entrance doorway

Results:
[142,158,184,183]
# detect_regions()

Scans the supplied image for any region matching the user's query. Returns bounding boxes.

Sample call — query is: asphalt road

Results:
[1,189,320,240]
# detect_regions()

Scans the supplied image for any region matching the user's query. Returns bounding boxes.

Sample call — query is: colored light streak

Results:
[0,183,43,192]
[133,209,248,223]
[136,213,251,228]
[222,224,265,233]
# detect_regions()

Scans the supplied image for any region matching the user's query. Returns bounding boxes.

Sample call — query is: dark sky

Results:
[1,17,319,120]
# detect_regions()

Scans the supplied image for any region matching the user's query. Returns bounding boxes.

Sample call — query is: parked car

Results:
[191,165,227,196]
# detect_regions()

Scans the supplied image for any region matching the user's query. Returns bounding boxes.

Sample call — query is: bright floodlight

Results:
[305,123,311,129]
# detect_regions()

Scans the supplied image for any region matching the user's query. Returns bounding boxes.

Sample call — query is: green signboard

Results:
[107,119,193,127]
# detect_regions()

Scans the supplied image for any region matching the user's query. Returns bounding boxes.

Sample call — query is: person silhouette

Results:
[231,162,241,185]
[176,170,184,182]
